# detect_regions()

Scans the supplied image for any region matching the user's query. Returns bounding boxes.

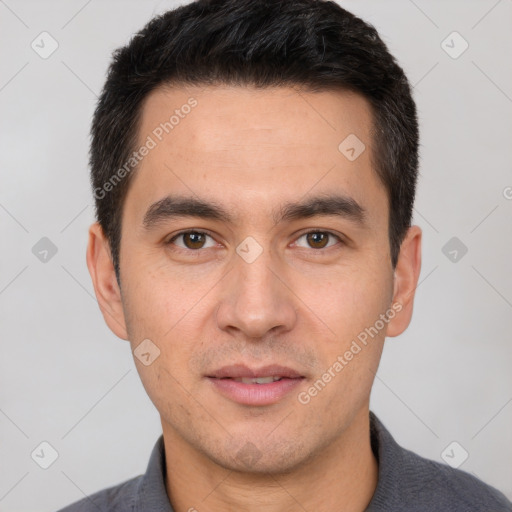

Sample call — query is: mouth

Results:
[206,364,305,406]
[223,376,288,384]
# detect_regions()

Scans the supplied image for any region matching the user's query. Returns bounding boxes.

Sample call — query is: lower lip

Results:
[207,377,305,406]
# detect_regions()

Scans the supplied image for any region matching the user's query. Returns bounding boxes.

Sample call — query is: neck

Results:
[162,407,378,512]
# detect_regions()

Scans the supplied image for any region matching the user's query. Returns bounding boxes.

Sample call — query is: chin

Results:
[205,436,312,475]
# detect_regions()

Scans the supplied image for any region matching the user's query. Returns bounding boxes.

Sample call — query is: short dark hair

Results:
[90,0,419,284]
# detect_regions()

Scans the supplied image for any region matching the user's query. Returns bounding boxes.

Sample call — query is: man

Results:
[58,0,512,510]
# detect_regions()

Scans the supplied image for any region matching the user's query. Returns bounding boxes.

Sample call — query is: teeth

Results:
[232,376,282,384]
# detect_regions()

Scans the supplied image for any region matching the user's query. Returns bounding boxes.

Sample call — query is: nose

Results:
[215,245,298,340]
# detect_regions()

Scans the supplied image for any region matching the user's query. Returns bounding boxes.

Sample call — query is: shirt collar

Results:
[134,434,174,512]
[365,410,405,510]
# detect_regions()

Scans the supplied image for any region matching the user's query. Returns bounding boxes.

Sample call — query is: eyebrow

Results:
[142,193,367,230]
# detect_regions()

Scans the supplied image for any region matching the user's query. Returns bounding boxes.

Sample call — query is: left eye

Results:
[294,231,341,250]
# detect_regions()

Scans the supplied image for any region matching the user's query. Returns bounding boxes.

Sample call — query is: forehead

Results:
[124,84,387,229]
[139,84,373,159]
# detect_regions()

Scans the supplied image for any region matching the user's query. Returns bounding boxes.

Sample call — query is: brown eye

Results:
[168,231,215,251]
[306,232,329,249]
[295,231,341,250]
[182,232,206,249]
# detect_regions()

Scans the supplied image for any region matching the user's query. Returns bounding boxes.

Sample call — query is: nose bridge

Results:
[237,242,278,301]
[215,236,296,338]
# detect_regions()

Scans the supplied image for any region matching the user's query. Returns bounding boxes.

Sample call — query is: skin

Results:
[87,84,422,512]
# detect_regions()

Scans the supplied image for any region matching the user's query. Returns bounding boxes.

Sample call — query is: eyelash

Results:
[166,229,344,253]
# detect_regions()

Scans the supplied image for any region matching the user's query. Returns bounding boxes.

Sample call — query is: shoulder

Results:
[368,412,512,511]
[55,474,142,512]
[396,445,512,511]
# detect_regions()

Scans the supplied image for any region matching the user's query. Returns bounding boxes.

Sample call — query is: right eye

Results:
[166,230,217,251]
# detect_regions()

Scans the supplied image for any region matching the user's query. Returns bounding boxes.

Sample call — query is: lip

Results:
[207,364,303,379]
[206,364,305,406]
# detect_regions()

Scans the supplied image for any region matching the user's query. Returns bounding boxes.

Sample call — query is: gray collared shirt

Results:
[57,411,512,511]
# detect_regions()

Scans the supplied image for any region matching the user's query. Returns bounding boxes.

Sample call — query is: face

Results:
[88,84,421,474]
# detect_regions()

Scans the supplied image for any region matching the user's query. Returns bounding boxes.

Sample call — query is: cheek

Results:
[302,273,389,418]
[122,257,205,340]
[120,285,191,412]
[294,263,392,344]
[122,260,214,379]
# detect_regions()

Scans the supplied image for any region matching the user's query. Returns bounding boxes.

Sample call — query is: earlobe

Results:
[86,222,129,340]
[386,225,422,338]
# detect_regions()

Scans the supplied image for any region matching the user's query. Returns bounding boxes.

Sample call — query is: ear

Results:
[386,225,422,337]
[86,222,129,340]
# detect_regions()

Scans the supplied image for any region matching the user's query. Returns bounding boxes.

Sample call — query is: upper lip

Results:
[207,364,304,379]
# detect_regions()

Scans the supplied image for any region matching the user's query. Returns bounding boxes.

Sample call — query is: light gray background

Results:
[1,0,511,510]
